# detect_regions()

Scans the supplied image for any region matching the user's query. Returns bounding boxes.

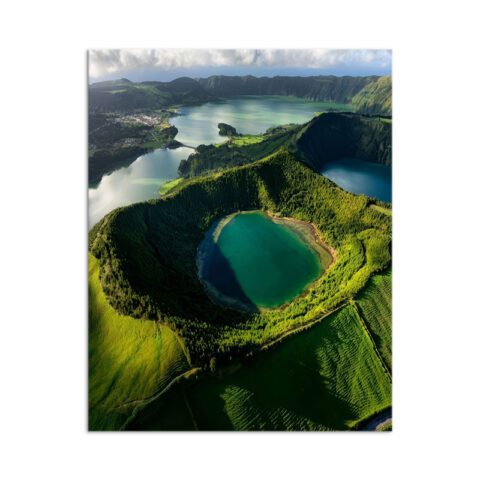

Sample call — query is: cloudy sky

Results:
[89,49,391,83]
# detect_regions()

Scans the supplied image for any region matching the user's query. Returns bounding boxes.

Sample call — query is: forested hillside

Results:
[178,112,392,178]
[351,76,392,116]
[89,75,391,113]
[198,75,377,102]
[294,112,392,168]
[89,150,391,365]
[89,77,215,112]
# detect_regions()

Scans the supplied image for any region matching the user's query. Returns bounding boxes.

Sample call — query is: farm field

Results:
[128,299,392,431]
[356,269,392,371]
[88,254,191,430]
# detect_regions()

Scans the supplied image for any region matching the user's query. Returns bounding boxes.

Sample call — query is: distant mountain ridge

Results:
[89,77,215,111]
[197,75,377,103]
[351,76,392,116]
[89,75,391,115]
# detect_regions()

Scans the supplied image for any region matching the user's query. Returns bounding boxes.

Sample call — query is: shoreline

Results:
[265,210,336,266]
[196,209,337,314]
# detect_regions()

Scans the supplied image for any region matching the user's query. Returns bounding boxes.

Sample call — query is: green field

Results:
[370,204,392,216]
[356,269,392,371]
[229,134,265,146]
[88,254,191,430]
[128,302,391,431]
[159,177,185,196]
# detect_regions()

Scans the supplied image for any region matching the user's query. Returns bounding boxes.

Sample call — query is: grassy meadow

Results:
[128,292,392,431]
[356,269,392,371]
[88,254,191,430]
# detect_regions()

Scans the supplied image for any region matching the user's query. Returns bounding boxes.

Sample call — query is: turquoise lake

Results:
[197,211,326,311]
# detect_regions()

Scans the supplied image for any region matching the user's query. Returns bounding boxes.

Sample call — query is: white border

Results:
[1,1,479,479]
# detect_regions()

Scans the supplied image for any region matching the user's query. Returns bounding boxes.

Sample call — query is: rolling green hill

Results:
[185,304,391,431]
[356,269,392,371]
[89,149,391,365]
[198,75,378,103]
[294,111,392,168]
[127,281,392,431]
[89,77,215,112]
[88,254,191,430]
[352,76,392,116]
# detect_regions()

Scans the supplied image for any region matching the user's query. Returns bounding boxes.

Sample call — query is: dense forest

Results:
[197,74,377,103]
[89,149,391,366]
[178,124,301,178]
[294,112,392,168]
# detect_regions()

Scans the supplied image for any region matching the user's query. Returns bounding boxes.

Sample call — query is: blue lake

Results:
[320,158,392,203]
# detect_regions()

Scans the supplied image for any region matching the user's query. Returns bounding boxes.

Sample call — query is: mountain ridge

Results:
[89,74,391,115]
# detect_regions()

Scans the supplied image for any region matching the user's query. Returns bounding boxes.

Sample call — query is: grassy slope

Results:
[351,76,392,116]
[129,303,391,431]
[159,177,184,196]
[90,151,391,363]
[356,269,392,371]
[90,151,391,364]
[88,254,191,430]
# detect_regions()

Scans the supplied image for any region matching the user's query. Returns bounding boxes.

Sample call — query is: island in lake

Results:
[88,49,392,432]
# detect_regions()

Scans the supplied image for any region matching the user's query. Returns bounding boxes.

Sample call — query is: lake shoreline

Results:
[196,209,337,313]
[265,210,337,266]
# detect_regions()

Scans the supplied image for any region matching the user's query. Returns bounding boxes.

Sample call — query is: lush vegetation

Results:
[294,112,392,169]
[128,303,391,431]
[352,76,392,116]
[88,82,393,430]
[159,178,185,196]
[179,124,300,178]
[218,123,238,137]
[356,269,392,371]
[89,149,391,367]
[88,76,392,185]
[178,113,391,179]
[88,111,179,185]
[89,75,391,114]
[197,75,379,103]
[89,77,214,112]
[88,254,191,430]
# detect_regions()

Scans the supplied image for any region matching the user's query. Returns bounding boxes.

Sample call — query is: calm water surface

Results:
[88,147,191,226]
[174,96,351,146]
[89,96,351,227]
[320,158,392,203]
[198,211,324,311]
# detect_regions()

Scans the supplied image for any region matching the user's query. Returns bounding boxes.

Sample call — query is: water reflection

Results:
[320,158,392,203]
[174,96,351,146]
[89,96,352,227]
[88,147,191,227]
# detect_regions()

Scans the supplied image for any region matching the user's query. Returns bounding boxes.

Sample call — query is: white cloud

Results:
[88,48,391,78]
